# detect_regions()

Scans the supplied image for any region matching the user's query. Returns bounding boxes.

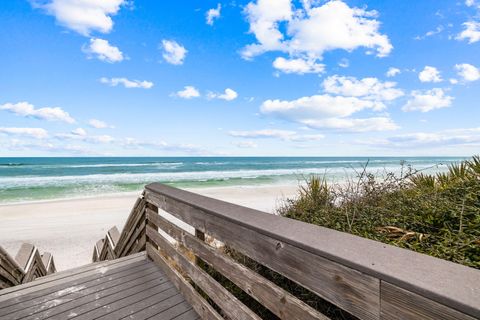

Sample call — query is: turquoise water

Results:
[0,157,466,204]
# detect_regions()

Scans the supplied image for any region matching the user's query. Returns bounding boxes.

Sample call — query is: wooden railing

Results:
[92,195,147,262]
[0,244,56,289]
[97,183,480,320]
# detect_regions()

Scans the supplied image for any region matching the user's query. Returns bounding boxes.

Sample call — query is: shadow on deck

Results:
[0,252,198,320]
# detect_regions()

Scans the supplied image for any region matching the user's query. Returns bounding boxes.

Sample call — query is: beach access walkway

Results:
[1,183,479,319]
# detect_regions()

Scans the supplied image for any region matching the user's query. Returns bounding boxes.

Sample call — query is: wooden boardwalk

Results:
[1,183,480,319]
[0,252,198,320]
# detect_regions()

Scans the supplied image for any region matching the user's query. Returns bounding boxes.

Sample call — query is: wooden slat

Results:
[0,262,157,319]
[16,266,168,320]
[0,259,149,311]
[146,243,223,320]
[147,208,329,320]
[115,198,146,257]
[38,272,172,320]
[0,252,146,301]
[147,226,260,320]
[146,189,380,320]
[0,247,23,287]
[380,281,477,320]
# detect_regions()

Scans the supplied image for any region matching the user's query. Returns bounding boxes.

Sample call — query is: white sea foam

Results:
[0,165,435,188]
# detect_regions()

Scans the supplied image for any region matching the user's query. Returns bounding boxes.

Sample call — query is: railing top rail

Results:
[145,182,480,318]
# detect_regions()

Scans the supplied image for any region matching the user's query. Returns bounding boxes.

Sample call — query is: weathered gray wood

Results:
[166,308,198,320]
[0,247,22,288]
[0,252,146,301]
[115,198,146,257]
[145,183,480,319]
[146,189,380,320]
[18,267,169,320]
[146,243,223,320]
[147,209,329,320]
[93,239,104,262]
[380,281,477,320]
[146,225,260,320]
[0,261,155,319]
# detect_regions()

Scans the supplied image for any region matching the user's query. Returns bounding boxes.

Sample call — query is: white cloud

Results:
[55,129,114,143]
[84,38,124,63]
[206,4,221,25]
[272,57,324,74]
[455,63,480,82]
[161,40,187,65]
[457,21,480,43]
[100,77,154,89]
[71,127,87,136]
[301,117,398,132]
[0,101,75,123]
[414,25,444,40]
[338,58,349,68]
[121,138,210,155]
[402,88,453,112]
[322,75,404,102]
[174,86,200,99]
[229,129,324,141]
[88,119,114,129]
[386,67,401,77]
[33,0,126,36]
[0,127,48,139]
[234,141,258,148]
[260,93,398,132]
[242,0,392,72]
[418,66,442,83]
[208,88,238,101]
[363,127,480,148]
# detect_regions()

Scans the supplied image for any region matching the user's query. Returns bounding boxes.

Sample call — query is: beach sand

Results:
[0,184,298,270]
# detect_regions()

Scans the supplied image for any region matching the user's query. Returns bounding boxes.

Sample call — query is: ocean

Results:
[0,157,466,204]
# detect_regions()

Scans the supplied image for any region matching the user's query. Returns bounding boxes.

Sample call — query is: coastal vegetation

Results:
[279,155,480,269]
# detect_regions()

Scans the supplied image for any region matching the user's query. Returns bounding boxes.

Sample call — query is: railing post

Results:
[146,202,159,250]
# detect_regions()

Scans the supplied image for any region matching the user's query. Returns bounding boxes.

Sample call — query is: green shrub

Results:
[278,156,480,269]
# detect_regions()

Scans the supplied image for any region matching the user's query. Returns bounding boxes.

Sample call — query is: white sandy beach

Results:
[0,184,298,271]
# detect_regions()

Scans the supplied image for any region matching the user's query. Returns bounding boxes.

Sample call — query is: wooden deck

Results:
[0,252,198,320]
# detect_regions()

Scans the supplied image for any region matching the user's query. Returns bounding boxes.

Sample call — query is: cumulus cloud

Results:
[242,0,392,74]
[455,63,480,82]
[386,67,401,77]
[161,40,187,65]
[229,129,324,141]
[260,93,398,132]
[206,4,221,25]
[0,101,75,123]
[32,0,127,36]
[88,119,114,129]
[100,77,154,89]
[322,75,404,103]
[272,57,325,74]
[418,66,442,83]
[208,88,238,101]
[0,127,48,139]
[457,21,480,43]
[173,86,200,99]
[84,38,124,63]
[402,88,453,112]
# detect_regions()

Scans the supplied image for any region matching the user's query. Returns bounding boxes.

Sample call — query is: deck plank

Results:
[2,264,161,320]
[0,252,146,301]
[0,259,150,312]
[0,254,197,320]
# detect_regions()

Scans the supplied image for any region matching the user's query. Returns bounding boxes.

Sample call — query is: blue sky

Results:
[0,0,479,156]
